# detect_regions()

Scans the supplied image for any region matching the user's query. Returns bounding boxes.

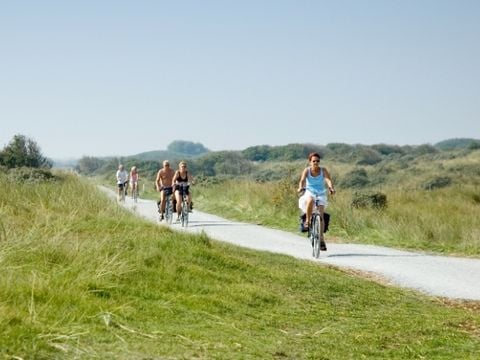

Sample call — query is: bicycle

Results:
[117,182,126,203]
[310,194,326,258]
[131,180,140,203]
[299,189,328,258]
[176,183,190,227]
[163,186,174,224]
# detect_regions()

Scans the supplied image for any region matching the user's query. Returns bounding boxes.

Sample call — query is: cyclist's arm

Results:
[172,171,179,186]
[323,167,335,194]
[297,168,307,192]
[155,170,162,191]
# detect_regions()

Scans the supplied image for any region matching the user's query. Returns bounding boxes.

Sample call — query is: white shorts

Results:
[298,189,327,214]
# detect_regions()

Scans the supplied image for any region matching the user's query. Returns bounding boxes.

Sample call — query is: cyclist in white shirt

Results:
[116,164,129,199]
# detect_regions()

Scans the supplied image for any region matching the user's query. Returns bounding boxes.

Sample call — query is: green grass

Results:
[2,173,479,358]
[194,179,480,257]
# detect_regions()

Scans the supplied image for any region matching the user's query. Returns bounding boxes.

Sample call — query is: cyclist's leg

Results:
[174,190,182,219]
[305,196,314,227]
[160,190,166,214]
[319,206,326,236]
[187,191,192,211]
[319,206,327,250]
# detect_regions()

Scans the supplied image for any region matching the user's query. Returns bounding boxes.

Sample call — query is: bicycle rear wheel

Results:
[311,214,321,258]
[165,196,173,224]
[181,197,189,227]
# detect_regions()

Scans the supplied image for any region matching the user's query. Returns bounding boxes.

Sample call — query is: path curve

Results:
[106,188,480,301]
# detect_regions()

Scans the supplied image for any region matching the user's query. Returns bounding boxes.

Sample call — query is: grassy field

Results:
[194,179,480,257]
[0,172,480,358]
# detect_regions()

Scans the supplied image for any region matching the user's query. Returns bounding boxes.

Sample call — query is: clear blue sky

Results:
[1,0,479,159]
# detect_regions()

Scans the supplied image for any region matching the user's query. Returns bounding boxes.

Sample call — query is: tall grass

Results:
[195,179,480,257]
[2,173,479,358]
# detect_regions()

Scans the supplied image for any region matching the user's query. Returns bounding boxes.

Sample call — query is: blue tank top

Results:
[306,168,326,196]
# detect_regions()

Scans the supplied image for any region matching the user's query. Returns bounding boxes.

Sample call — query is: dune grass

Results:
[1,173,479,358]
[194,178,480,257]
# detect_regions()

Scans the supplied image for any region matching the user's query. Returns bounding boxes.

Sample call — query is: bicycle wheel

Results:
[119,185,125,202]
[165,196,173,224]
[133,187,138,203]
[312,214,321,258]
[181,197,189,227]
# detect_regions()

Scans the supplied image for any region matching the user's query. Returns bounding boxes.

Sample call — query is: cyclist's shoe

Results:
[320,239,327,251]
[176,216,181,222]
[300,223,308,233]
[160,214,164,221]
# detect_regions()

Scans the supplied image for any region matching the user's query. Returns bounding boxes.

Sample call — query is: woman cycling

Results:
[172,161,194,221]
[297,152,335,238]
[129,166,139,198]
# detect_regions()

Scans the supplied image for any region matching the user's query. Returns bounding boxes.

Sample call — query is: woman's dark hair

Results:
[308,152,321,161]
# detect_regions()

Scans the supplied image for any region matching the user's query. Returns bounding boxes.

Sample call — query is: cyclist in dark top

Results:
[172,161,195,221]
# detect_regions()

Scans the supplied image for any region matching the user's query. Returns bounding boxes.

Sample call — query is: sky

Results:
[1,0,479,159]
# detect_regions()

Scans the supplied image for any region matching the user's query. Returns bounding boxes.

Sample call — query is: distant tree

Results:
[243,143,325,162]
[0,134,52,169]
[167,140,209,155]
[412,144,438,156]
[195,151,252,176]
[340,168,369,188]
[356,146,382,165]
[435,138,480,150]
[467,141,480,150]
[75,156,105,174]
[371,144,405,156]
[242,145,272,161]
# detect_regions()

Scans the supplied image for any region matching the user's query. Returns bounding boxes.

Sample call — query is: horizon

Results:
[47,136,479,161]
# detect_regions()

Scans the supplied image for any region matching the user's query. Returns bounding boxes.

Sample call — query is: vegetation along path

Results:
[105,188,480,301]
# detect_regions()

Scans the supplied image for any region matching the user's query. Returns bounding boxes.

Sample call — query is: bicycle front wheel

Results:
[165,196,173,224]
[181,197,189,227]
[312,214,321,258]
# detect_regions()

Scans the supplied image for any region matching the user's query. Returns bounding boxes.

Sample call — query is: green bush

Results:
[351,191,387,209]
[340,168,369,188]
[6,167,57,184]
[422,176,452,190]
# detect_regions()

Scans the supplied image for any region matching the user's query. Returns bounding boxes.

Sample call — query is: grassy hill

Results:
[1,171,480,358]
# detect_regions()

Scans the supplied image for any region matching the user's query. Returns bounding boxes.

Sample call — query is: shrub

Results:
[340,168,369,188]
[422,176,452,190]
[356,147,382,165]
[351,192,387,209]
[0,134,52,169]
[6,167,57,183]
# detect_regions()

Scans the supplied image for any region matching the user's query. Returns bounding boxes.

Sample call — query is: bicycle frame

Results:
[309,196,324,258]
[163,186,174,224]
[177,183,190,227]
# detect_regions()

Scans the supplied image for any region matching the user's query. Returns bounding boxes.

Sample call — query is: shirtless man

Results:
[155,160,175,221]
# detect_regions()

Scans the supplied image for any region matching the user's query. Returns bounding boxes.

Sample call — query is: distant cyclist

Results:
[297,152,335,232]
[116,164,129,199]
[129,166,139,198]
[172,160,195,221]
[155,160,175,221]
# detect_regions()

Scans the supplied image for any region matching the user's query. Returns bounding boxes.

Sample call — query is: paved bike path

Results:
[111,191,480,301]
